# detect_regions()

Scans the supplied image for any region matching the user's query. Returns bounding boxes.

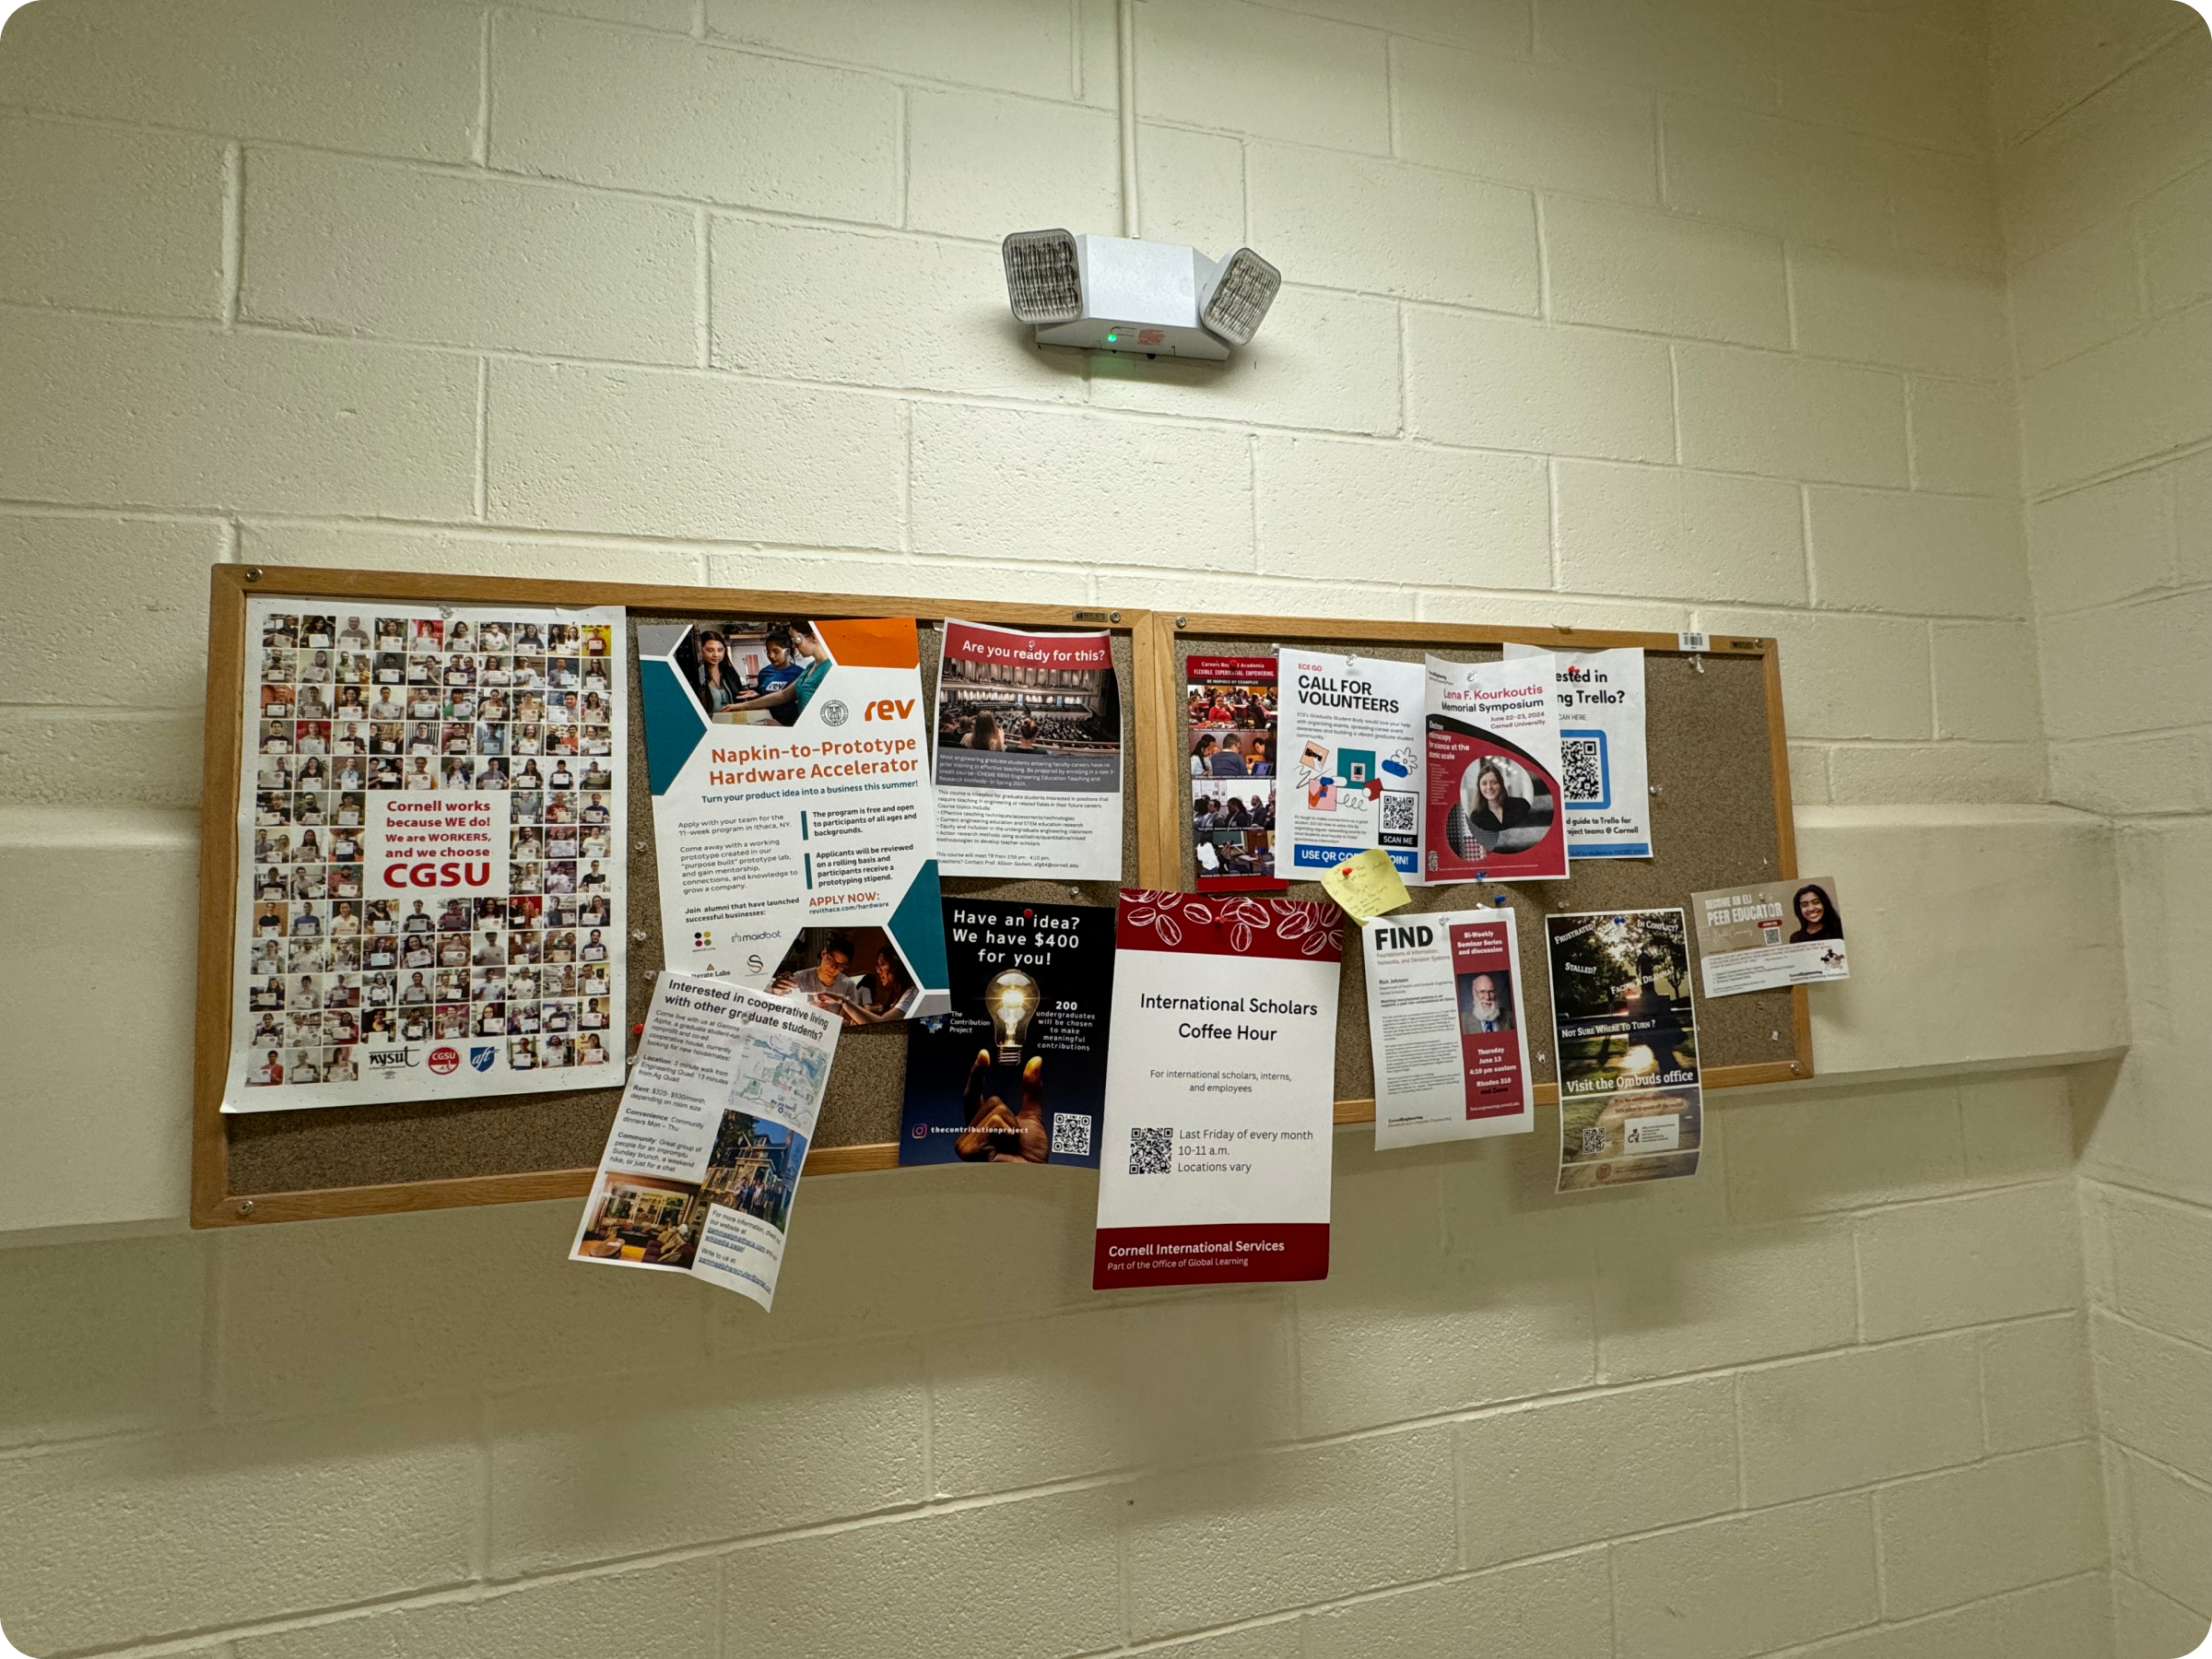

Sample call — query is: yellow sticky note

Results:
[1320,847,1412,922]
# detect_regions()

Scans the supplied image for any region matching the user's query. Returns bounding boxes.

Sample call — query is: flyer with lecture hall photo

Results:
[1422,653,1570,885]
[933,618,1123,882]
[638,615,950,1019]
[1186,653,1283,890]
[901,897,1114,1167]
[1691,877,1848,996]
[228,598,628,1112]
[1546,909,1702,1192]
[1094,891,1343,1288]
[1277,650,1422,879]
[1363,908,1535,1149]
[1502,643,1653,859]
[571,974,839,1310]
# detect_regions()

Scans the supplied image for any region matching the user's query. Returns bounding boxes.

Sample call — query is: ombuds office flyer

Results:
[1093,891,1343,1288]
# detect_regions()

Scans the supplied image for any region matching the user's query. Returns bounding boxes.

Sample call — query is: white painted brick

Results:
[1724,1080,1965,1223]
[1596,1222,1860,1381]
[1789,741,1833,804]
[1877,1443,2107,1617]
[0,113,222,318]
[1459,1378,1737,1566]
[2114,1571,2211,1656]
[244,524,706,586]
[2029,467,2174,616]
[1124,1430,1457,1639]
[1555,461,1806,606]
[1248,146,1537,312]
[1934,621,2043,741]
[0,710,203,808]
[1406,311,1674,462]
[1137,123,1248,255]
[1989,0,2203,147]
[1266,0,1528,55]
[485,359,904,547]
[1418,588,1696,633]
[1660,100,1893,254]
[233,1560,720,1659]
[1534,0,1774,105]
[2140,161,2212,315]
[1957,1070,2077,1183]
[2104,1191,2212,1347]
[488,1339,924,1573]
[1088,285,1402,436]
[0,311,477,517]
[2010,218,2146,376]
[1545,195,1786,346]
[1982,1314,2095,1453]
[1858,1183,2083,1340]
[710,0,1076,98]
[2038,589,2212,742]
[0,0,478,159]
[1808,488,2029,617]
[907,88,1119,242]
[1299,1240,1595,1436]
[514,0,695,29]
[2174,448,2212,583]
[1825,742,2049,804]
[490,12,898,222]
[1257,437,1550,590]
[2123,1451,2212,1615]
[731,1487,1124,1659]
[1911,378,2019,499]
[1776,2,1987,154]
[0,1233,201,1447]
[241,148,695,362]
[1302,1554,1614,1659]
[0,1405,477,1653]
[1611,1495,1879,1659]
[1396,43,1659,204]
[1107,568,1418,617]
[0,516,222,707]
[2094,1311,2212,1482]
[1998,27,2212,262]
[927,1296,1296,1494]
[913,403,1253,567]
[1697,606,1932,740]
[2051,730,2212,816]
[1738,1335,1983,1505]
[1890,147,2007,276]
[1809,1574,2116,1659]
[1677,345,1908,487]
[711,218,1084,403]
[1138,0,1391,153]
[2022,308,2212,495]
[1142,1627,1301,1659]
[1791,247,2008,382]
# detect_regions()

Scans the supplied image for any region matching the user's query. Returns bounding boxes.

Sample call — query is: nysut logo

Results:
[469,1046,496,1072]
[818,699,849,727]
[428,1046,461,1076]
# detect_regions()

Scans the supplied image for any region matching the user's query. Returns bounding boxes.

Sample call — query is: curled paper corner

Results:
[0,0,39,41]
[0,1612,25,1659]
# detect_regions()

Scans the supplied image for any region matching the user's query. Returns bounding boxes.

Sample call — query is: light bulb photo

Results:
[984,969,1040,1064]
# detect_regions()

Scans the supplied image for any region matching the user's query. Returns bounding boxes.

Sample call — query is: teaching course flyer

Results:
[1363,908,1535,1149]
[1093,891,1343,1289]
[1186,653,1283,890]
[227,598,628,1112]
[1691,877,1848,996]
[1546,909,1702,1192]
[637,615,949,1018]
[1502,643,1653,859]
[933,618,1123,881]
[1277,650,1423,878]
[1422,654,1570,884]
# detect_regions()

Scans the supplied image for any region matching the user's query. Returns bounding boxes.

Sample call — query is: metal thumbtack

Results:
[1069,886,1083,898]
[1175,617,1188,629]
[1110,611,1123,623]
[237,1200,256,1217]
[631,929,649,943]
[243,568,264,582]
[1692,654,1706,676]
[634,840,649,853]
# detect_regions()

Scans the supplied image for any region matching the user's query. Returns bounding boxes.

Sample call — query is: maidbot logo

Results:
[693,930,712,950]
[429,1046,461,1075]
[818,699,849,726]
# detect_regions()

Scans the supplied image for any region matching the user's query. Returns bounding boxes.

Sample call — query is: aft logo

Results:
[469,1046,497,1072]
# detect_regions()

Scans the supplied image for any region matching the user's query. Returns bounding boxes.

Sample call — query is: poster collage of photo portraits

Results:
[1186,655,1282,890]
[225,599,629,1112]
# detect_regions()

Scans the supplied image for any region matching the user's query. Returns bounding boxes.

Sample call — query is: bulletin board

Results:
[192,571,1806,1230]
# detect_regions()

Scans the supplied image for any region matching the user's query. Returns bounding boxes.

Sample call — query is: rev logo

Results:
[865,699,915,721]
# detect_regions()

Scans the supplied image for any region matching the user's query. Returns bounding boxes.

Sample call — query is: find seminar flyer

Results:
[1093,891,1343,1288]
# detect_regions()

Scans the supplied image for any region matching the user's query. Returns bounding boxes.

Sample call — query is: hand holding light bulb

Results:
[956,1049,1048,1163]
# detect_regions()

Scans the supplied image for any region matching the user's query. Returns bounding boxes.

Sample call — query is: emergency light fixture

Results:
[1002,229,1281,360]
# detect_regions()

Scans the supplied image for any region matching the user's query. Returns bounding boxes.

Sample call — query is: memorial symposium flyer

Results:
[1546,908,1702,1192]
[1502,643,1653,859]
[933,618,1123,881]
[1277,649,1423,880]
[1362,907,1535,1149]
[571,973,839,1310]
[1422,653,1571,885]
[1093,891,1343,1288]
[637,615,950,1018]
[228,597,627,1112]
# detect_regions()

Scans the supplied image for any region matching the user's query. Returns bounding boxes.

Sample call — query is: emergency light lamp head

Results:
[1001,230,1280,359]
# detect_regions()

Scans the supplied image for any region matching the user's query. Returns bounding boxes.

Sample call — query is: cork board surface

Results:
[1173,636,1799,1100]
[228,622,1135,1195]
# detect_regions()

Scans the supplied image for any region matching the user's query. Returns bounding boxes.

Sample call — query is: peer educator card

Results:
[1094,891,1343,1288]
[1362,908,1534,1149]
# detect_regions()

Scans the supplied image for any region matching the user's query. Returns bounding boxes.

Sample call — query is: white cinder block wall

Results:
[0,0,2197,1654]
[1994,1,2212,1653]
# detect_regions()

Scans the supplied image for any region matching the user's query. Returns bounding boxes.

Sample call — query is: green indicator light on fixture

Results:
[1105,332,1118,343]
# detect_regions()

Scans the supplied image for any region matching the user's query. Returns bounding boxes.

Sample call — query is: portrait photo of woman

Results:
[1788,884,1842,942]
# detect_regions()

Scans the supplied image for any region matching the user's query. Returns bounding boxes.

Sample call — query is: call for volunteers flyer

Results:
[1691,877,1848,996]
[1094,892,1343,1288]
[1502,643,1653,858]
[1362,908,1534,1149]
[227,596,627,1112]
[571,973,839,1310]
[1422,654,1570,885]
[1186,653,1283,890]
[933,618,1123,881]
[638,616,949,1018]
[1546,909,1702,1192]
[1277,650,1422,878]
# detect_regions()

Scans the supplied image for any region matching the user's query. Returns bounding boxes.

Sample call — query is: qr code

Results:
[1581,1125,1608,1155]
[1052,1112,1093,1159]
[1379,791,1418,835]
[1128,1125,1173,1175]
[1560,735,1605,805]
